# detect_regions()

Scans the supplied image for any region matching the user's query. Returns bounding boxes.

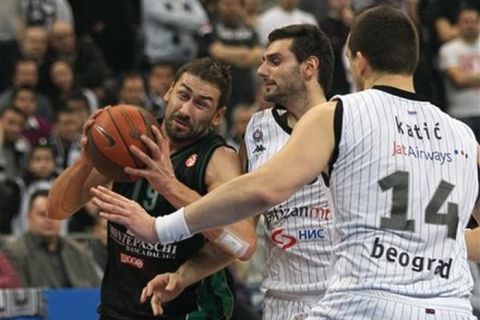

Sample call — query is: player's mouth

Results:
[173,118,190,129]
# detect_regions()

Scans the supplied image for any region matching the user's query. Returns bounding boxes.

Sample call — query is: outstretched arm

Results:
[94,101,338,243]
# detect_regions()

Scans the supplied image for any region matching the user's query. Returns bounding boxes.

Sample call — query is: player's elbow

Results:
[237,235,257,261]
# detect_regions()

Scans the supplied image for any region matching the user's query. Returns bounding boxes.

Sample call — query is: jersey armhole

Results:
[324,100,343,187]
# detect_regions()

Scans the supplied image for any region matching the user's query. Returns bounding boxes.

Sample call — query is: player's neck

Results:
[285,87,327,127]
[366,73,415,93]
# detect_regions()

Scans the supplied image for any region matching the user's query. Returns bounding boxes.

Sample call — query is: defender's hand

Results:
[140,273,186,316]
[91,185,157,243]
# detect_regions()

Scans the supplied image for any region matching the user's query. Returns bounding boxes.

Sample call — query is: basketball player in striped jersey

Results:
[94,6,480,319]
[241,24,335,319]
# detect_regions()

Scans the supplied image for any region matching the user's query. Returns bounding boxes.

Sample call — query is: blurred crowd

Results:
[0,0,479,317]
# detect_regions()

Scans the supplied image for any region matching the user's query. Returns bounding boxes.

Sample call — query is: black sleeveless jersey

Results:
[98,130,235,320]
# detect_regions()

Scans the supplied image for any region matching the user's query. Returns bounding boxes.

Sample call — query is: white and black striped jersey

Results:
[244,107,334,295]
[327,86,478,302]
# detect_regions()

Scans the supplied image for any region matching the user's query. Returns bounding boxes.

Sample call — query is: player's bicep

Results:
[205,146,242,191]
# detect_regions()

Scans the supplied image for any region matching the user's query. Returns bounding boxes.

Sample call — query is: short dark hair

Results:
[173,57,232,109]
[268,24,334,95]
[29,189,49,211]
[53,106,76,123]
[0,105,27,120]
[29,141,54,161]
[65,90,89,107]
[11,85,36,100]
[349,5,419,74]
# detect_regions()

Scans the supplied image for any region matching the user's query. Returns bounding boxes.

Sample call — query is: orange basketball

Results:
[86,105,159,182]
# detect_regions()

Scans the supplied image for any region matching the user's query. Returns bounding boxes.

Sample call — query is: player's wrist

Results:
[154,207,192,244]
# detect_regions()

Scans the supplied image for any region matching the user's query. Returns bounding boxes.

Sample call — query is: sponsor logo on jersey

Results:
[264,205,330,227]
[271,228,297,249]
[391,141,453,164]
[252,128,266,153]
[297,228,326,241]
[120,253,144,269]
[370,237,452,279]
[185,153,198,167]
[110,224,178,259]
[271,227,327,249]
[395,116,442,140]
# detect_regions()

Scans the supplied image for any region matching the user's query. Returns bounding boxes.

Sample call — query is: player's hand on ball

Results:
[140,273,185,316]
[125,125,176,193]
[80,106,111,166]
[91,185,157,243]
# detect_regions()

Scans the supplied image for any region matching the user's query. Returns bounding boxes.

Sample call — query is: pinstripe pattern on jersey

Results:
[324,87,477,303]
[263,294,318,320]
[244,107,334,295]
[304,291,477,320]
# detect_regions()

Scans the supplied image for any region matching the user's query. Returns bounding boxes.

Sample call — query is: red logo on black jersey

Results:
[185,154,198,167]
[120,253,144,269]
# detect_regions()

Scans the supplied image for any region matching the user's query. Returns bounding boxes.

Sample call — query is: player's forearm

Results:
[160,180,256,259]
[185,172,277,234]
[48,158,107,219]
[176,242,235,287]
[466,227,480,262]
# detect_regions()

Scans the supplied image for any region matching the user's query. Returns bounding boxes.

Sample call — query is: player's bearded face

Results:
[263,66,304,104]
[164,109,212,143]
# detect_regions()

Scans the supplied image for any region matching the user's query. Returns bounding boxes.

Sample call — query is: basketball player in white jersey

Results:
[93,5,480,319]
[242,24,335,319]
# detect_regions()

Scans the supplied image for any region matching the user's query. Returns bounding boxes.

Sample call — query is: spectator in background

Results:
[48,59,98,112]
[0,0,23,92]
[49,108,81,172]
[201,0,262,122]
[22,0,73,29]
[0,106,30,180]
[4,189,101,288]
[439,7,480,142]
[11,143,58,236]
[0,59,54,121]
[117,73,147,108]
[22,142,57,188]
[64,90,92,125]
[244,0,263,28]
[49,21,110,94]
[433,0,480,46]
[11,86,51,146]
[146,63,175,118]
[17,26,51,94]
[320,0,353,96]
[142,0,208,66]
[258,0,317,45]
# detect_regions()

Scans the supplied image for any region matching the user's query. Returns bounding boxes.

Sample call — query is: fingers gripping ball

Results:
[87,105,159,182]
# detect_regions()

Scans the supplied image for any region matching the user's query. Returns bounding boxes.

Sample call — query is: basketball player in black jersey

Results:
[48,58,257,319]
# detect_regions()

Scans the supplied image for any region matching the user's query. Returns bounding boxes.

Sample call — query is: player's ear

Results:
[163,83,175,101]
[211,106,226,127]
[354,51,368,77]
[303,56,320,81]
